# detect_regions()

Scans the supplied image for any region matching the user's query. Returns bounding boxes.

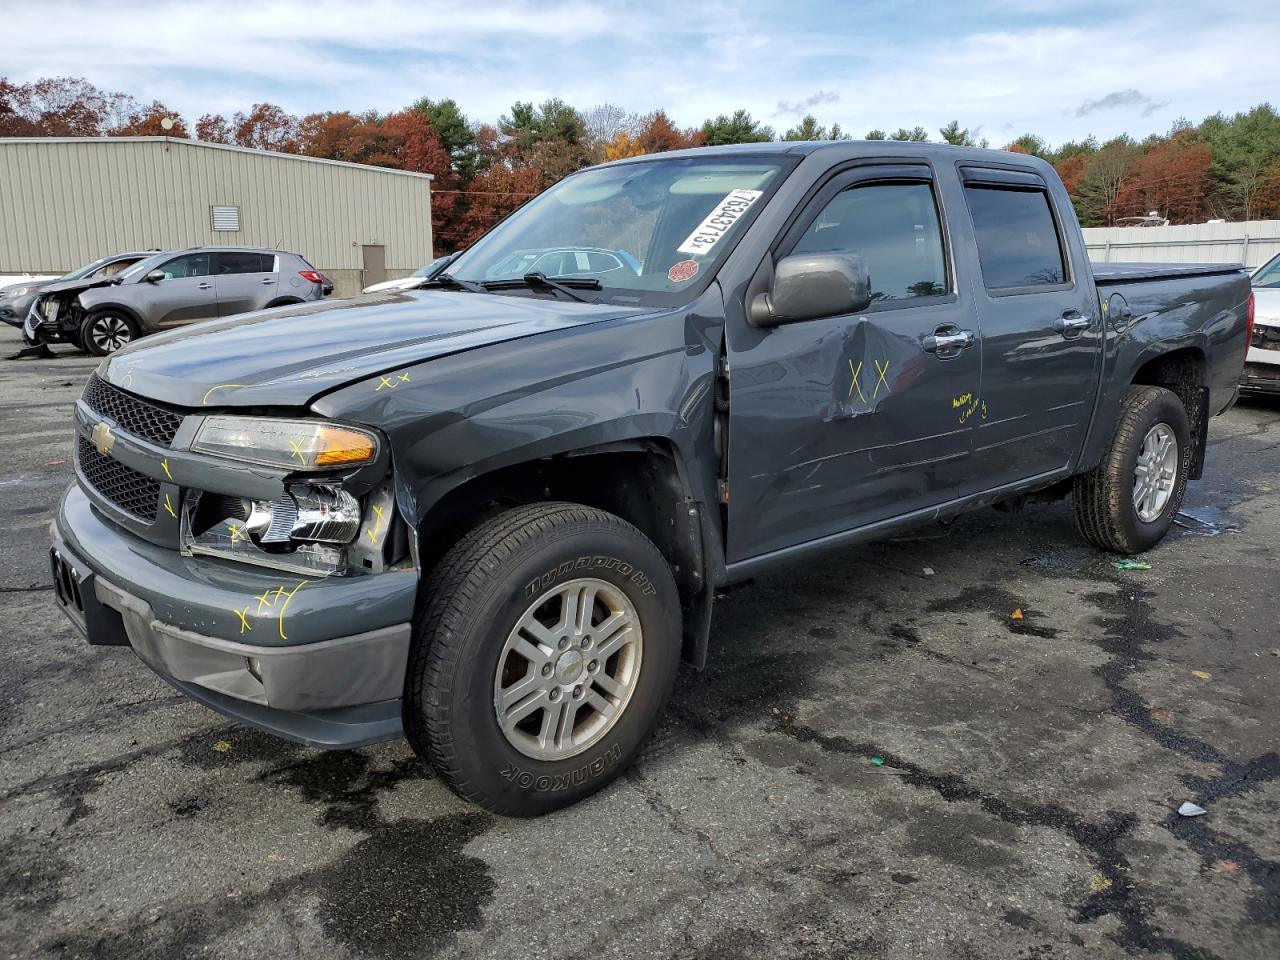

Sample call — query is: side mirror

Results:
[145,269,166,284]
[749,253,871,327]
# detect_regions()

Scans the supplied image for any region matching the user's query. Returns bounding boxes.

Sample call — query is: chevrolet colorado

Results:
[49,142,1253,815]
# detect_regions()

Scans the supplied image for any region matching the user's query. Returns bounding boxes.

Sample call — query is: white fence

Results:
[1083,220,1280,270]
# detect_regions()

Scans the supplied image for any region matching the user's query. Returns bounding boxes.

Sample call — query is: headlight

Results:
[192,417,379,471]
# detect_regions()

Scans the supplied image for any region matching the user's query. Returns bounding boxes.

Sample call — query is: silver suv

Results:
[23,247,332,356]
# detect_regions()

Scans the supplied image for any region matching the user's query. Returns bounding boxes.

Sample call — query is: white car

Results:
[1243,253,1280,395]
[362,256,452,294]
[0,273,59,292]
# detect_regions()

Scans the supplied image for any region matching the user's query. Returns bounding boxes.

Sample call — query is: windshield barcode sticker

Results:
[677,189,764,257]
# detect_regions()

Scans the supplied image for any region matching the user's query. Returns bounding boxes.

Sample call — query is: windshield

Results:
[445,156,790,306]
[62,256,118,281]
[1253,254,1280,289]
[412,256,450,279]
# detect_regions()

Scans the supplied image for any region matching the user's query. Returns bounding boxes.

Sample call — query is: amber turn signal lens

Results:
[315,430,377,466]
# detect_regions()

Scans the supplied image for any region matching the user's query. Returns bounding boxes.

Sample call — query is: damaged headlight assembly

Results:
[181,417,399,577]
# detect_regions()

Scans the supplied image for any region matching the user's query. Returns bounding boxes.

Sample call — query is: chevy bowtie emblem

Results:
[91,422,115,457]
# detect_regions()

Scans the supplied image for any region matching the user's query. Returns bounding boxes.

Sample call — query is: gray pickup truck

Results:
[49,142,1252,815]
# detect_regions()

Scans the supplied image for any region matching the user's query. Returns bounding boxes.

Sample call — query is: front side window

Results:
[965,186,1067,290]
[791,181,948,302]
[160,254,211,280]
[445,156,791,307]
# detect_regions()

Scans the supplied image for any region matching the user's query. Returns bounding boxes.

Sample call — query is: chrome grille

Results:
[76,436,160,522]
[82,374,185,447]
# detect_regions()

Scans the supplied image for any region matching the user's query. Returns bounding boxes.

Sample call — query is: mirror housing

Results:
[145,269,166,283]
[749,253,871,327]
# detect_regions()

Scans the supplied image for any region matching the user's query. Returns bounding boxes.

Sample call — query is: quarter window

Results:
[791,182,948,302]
[964,186,1067,290]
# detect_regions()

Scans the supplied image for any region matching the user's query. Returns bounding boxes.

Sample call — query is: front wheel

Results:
[404,503,681,815]
[1074,384,1190,553]
[79,310,138,356]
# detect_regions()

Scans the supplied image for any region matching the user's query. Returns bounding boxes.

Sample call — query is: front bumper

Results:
[1240,340,1280,395]
[52,484,418,748]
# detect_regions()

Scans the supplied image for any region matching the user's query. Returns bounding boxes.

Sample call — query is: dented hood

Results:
[101,289,646,409]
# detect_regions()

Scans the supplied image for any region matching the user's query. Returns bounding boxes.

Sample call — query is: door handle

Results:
[1054,312,1091,337]
[260,278,276,284]
[197,282,212,290]
[922,327,976,357]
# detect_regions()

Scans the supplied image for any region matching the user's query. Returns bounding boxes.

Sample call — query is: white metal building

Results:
[0,137,434,297]
[1083,220,1280,270]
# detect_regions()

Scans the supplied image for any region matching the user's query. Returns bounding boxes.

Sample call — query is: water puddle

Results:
[1173,507,1238,537]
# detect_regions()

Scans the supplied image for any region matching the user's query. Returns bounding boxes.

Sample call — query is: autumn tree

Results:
[109,100,187,137]
[1055,154,1088,196]
[634,111,703,152]
[232,102,300,152]
[195,113,234,144]
[0,75,133,136]
[603,131,645,161]
[1112,139,1212,224]
[1003,133,1049,157]
[1075,137,1142,225]
[701,110,774,145]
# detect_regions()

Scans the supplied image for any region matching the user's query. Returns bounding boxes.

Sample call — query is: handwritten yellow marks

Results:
[375,371,412,392]
[234,606,253,634]
[228,523,248,545]
[201,384,250,406]
[848,360,866,401]
[872,359,890,399]
[276,580,309,641]
[160,457,173,481]
[254,589,274,614]
[163,494,178,519]
[288,438,308,466]
[366,504,386,545]
[952,392,988,424]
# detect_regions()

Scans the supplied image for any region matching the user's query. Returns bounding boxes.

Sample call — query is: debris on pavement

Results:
[922,566,935,576]
[1114,558,1152,570]
[1178,801,1207,817]
[870,757,885,766]
[1010,608,1024,620]
[1191,670,1212,681]
[212,739,232,753]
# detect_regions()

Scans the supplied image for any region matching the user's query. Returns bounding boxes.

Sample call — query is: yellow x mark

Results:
[234,606,252,634]
[872,359,890,399]
[848,360,866,402]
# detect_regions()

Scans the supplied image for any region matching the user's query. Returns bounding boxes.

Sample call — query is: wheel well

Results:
[265,297,303,308]
[416,441,709,662]
[1130,347,1208,478]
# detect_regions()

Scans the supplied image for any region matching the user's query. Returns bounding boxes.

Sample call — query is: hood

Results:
[101,289,648,408]
[40,275,122,297]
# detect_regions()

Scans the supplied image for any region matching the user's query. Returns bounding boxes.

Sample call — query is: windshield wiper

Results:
[481,271,602,303]
[418,272,488,293]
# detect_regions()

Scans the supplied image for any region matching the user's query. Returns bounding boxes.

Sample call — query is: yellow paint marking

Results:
[163,494,177,519]
[273,585,287,604]
[228,523,247,545]
[277,580,310,641]
[375,375,396,392]
[201,383,250,406]
[398,372,410,383]
[234,606,253,634]
[848,360,865,402]
[160,458,173,481]
[288,438,307,465]
[254,590,274,614]
[366,504,386,544]
[872,359,890,399]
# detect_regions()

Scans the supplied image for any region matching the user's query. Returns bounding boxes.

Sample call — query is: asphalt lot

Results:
[1,326,1277,960]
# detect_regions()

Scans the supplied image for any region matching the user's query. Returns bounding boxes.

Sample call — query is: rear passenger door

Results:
[147,253,217,326]
[725,164,985,562]
[959,168,1101,487]
[214,252,278,316]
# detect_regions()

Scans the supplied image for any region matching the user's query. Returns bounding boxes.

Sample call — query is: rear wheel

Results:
[1074,385,1190,553]
[404,502,681,815]
[80,310,138,356]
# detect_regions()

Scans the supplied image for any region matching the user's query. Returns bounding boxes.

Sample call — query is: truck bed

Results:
[1091,261,1245,283]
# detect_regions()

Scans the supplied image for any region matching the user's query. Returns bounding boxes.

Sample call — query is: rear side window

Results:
[217,252,274,274]
[965,186,1066,290]
[791,182,948,301]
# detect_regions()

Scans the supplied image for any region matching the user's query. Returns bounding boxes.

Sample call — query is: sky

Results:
[3,0,1278,148]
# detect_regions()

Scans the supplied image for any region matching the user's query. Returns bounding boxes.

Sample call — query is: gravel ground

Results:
[1,326,1277,960]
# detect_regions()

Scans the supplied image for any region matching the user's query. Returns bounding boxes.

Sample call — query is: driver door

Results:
[146,253,217,326]
[725,164,985,562]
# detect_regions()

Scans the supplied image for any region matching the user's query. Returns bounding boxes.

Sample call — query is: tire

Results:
[1074,385,1191,554]
[404,502,681,816]
[80,310,138,356]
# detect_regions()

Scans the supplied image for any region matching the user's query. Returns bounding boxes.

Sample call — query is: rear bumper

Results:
[51,485,417,748]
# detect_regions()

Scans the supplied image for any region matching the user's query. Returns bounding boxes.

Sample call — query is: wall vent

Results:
[211,205,240,231]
